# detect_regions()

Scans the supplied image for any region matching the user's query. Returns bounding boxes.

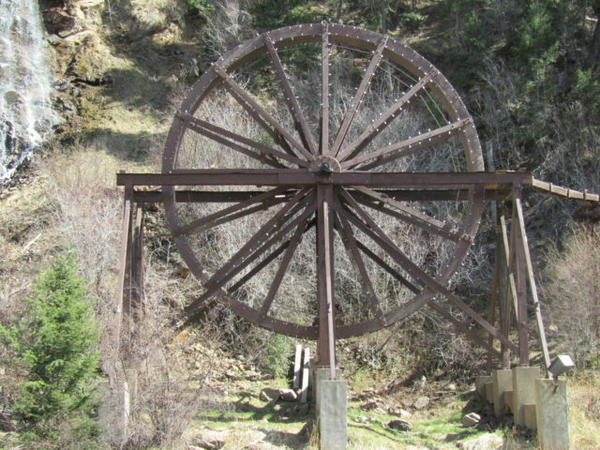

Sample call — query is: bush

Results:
[0,252,100,423]
[261,334,292,379]
[183,0,215,17]
[542,225,600,368]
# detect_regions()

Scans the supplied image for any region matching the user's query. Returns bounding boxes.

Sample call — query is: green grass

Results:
[345,395,492,450]
[186,380,528,450]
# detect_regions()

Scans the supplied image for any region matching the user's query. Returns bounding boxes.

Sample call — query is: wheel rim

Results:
[162,23,485,339]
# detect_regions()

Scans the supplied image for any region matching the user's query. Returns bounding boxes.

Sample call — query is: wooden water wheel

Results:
[158,23,488,363]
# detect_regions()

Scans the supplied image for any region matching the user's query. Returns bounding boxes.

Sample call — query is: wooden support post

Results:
[300,347,310,403]
[122,203,145,321]
[293,344,302,390]
[499,211,518,368]
[117,187,134,355]
[119,191,133,317]
[510,195,529,366]
[514,199,551,373]
[131,204,145,316]
[495,206,510,368]
[316,185,336,378]
[118,185,146,352]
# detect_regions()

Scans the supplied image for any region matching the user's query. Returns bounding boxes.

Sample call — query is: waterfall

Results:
[0,0,62,186]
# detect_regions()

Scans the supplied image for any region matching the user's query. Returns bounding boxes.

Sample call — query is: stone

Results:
[278,388,298,402]
[191,430,226,450]
[388,407,412,418]
[224,371,240,380]
[259,388,280,403]
[387,419,413,431]
[360,398,382,411]
[457,433,503,450]
[42,7,76,35]
[296,402,310,415]
[462,412,481,428]
[244,370,261,381]
[413,396,431,410]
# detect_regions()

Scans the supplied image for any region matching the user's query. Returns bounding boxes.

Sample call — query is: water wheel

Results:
[161,23,485,356]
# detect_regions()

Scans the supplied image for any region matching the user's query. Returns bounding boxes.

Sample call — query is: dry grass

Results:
[542,225,600,366]
[568,372,600,450]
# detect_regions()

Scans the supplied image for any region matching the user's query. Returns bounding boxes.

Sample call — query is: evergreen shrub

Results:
[0,252,100,423]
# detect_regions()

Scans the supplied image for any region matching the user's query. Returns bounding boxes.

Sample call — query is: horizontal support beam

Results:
[131,190,275,203]
[128,188,510,204]
[117,170,534,189]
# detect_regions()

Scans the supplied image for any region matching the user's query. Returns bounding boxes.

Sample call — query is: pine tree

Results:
[0,253,100,422]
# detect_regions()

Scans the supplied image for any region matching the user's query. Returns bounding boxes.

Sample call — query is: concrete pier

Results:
[475,375,492,398]
[476,368,570,449]
[512,366,540,426]
[536,379,569,450]
[314,373,347,450]
[492,369,513,417]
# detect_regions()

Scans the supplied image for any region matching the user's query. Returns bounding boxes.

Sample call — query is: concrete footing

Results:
[536,379,569,450]
[512,366,540,426]
[476,368,570,450]
[475,375,491,398]
[493,369,513,416]
[314,373,347,450]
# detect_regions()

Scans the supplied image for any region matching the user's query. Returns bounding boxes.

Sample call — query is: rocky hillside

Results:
[40,0,208,157]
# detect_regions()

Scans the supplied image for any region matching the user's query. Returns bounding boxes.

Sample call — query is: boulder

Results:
[259,388,280,403]
[457,433,504,450]
[388,407,412,418]
[462,412,481,428]
[190,430,226,450]
[387,419,413,431]
[278,388,298,402]
[413,395,431,410]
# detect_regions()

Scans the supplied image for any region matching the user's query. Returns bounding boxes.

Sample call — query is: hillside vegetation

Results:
[1,1,599,449]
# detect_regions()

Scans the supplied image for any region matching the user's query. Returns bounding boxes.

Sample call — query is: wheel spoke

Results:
[215,64,313,161]
[263,33,318,155]
[342,118,470,170]
[339,189,516,351]
[184,241,289,316]
[184,198,316,315]
[219,205,314,289]
[429,302,503,359]
[205,188,313,290]
[354,240,421,294]
[229,218,316,294]
[334,197,386,324]
[350,186,468,243]
[330,36,389,157]
[174,187,290,237]
[337,70,438,162]
[320,23,330,155]
[337,191,424,288]
[259,212,312,316]
[178,114,309,168]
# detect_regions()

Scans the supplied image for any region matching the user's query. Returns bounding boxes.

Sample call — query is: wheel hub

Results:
[310,156,341,173]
